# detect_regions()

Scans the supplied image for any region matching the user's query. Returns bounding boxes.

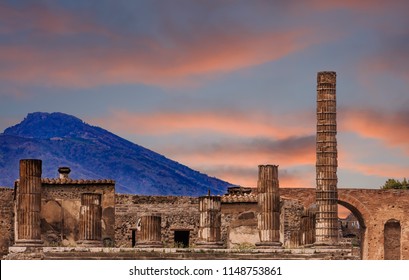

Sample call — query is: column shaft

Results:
[136,215,162,247]
[196,196,224,248]
[256,165,282,247]
[16,159,43,246]
[79,193,102,246]
[315,71,339,245]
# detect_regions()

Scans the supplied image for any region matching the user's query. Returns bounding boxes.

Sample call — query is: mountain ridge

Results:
[0,112,233,195]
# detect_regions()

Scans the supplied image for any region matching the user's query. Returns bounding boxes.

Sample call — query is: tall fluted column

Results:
[78,193,102,246]
[315,71,339,246]
[196,196,224,248]
[16,159,43,246]
[135,215,162,247]
[256,165,282,247]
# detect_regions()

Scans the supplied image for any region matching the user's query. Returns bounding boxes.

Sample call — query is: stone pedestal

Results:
[315,71,339,246]
[135,215,162,247]
[15,159,43,247]
[78,193,102,246]
[196,196,224,248]
[256,165,282,247]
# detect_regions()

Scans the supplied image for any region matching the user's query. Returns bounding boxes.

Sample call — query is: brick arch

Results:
[337,192,372,228]
[302,191,372,226]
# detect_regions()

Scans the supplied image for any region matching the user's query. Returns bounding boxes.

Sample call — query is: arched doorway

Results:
[384,219,401,260]
[337,200,367,259]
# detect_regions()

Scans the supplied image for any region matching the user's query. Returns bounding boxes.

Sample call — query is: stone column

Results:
[301,209,316,246]
[315,71,339,246]
[16,159,43,246]
[135,215,162,247]
[78,193,102,246]
[196,196,224,248]
[256,165,282,247]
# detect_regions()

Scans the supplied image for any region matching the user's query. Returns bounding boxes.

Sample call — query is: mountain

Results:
[0,112,233,195]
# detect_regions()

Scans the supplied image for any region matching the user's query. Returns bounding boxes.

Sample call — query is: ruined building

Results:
[1,72,409,260]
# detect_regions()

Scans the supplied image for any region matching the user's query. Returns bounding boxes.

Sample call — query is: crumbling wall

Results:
[221,203,259,248]
[115,195,199,248]
[41,183,115,246]
[0,187,14,255]
[281,200,304,248]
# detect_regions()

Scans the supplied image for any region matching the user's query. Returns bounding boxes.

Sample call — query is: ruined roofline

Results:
[14,178,115,186]
[41,178,115,185]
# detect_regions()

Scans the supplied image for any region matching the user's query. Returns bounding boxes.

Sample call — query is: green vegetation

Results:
[380,178,409,190]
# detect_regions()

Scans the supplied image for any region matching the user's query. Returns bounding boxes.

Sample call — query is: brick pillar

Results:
[135,215,162,247]
[196,196,224,248]
[315,71,339,246]
[256,165,282,247]
[78,193,102,246]
[16,159,43,246]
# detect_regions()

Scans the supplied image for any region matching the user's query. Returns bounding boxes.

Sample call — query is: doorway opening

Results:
[174,230,190,248]
[384,219,401,260]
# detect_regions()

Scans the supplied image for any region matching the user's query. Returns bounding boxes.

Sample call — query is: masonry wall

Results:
[221,202,259,248]
[115,195,200,248]
[281,200,304,248]
[41,183,115,246]
[0,187,14,255]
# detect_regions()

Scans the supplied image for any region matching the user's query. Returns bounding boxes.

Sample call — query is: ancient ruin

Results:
[256,165,281,247]
[315,71,339,246]
[1,71,408,260]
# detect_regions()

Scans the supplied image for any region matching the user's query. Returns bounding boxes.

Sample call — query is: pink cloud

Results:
[340,108,409,153]
[0,0,327,90]
[89,110,313,139]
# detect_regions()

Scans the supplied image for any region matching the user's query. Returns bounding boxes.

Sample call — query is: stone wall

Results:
[40,181,115,246]
[281,200,304,248]
[0,187,14,256]
[115,195,200,248]
[221,202,259,248]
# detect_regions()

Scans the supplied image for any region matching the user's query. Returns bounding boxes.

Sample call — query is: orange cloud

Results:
[0,29,311,88]
[88,110,316,187]
[340,108,409,153]
[0,0,325,90]
[344,161,408,180]
[195,165,314,188]
[89,110,314,139]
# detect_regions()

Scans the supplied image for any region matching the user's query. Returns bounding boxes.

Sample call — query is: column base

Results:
[255,241,283,248]
[195,241,225,248]
[135,241,162,248]
[15,239,44,247]
[77,240,103,247]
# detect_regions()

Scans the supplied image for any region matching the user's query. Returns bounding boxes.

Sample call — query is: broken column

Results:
[301,209,316,246]
[78,193,102,246]
[16,159,43,246]
[256,165,282,247]
[196,196,224,248]
[315,71,339,246]
[135,215,162,247]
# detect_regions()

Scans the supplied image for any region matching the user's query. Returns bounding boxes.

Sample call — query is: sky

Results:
[1,0,409,190]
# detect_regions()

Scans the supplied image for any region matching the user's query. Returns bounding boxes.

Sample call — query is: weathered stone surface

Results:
[0,187,14,255]
[2,185,409,259]
[316,71,339,246]
[16,159,43,246]
[257,165,281,247]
